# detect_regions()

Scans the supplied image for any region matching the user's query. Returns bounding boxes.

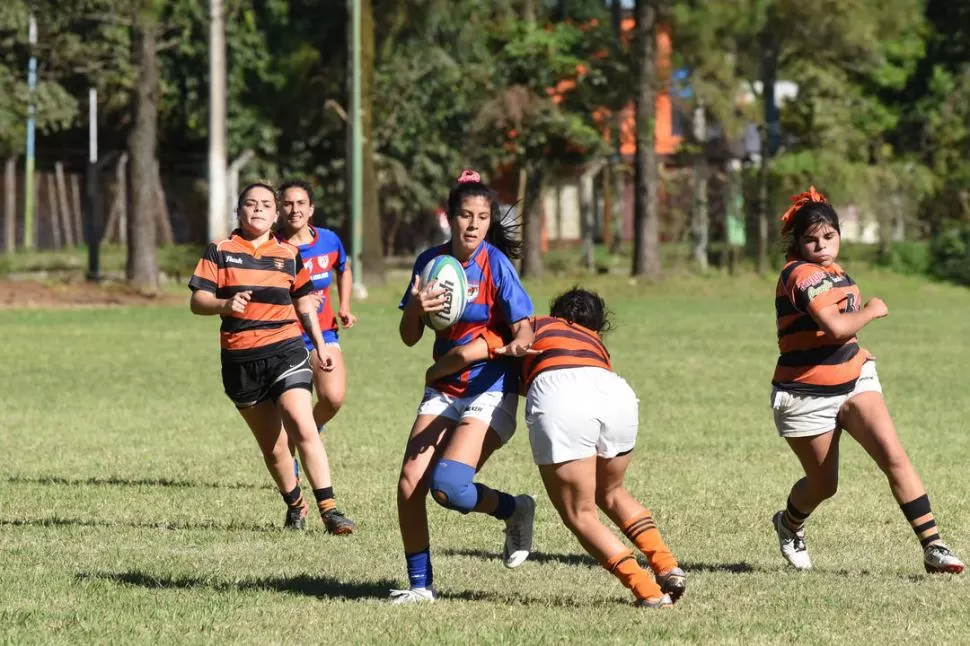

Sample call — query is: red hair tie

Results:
[457,169,481,184]
[780,185,828,232]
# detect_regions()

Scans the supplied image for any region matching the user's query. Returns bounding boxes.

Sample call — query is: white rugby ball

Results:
[418,255,469,331]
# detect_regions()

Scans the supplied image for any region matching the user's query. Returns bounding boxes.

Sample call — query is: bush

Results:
[929,221,970,286]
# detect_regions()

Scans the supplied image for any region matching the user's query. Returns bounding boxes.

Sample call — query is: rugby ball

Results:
[418,255,468,331]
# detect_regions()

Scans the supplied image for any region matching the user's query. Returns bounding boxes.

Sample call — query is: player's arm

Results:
[809,298,888,340]
[425,338,491,385]
[497,317,536,357]
[399,276,447,347]
[335,260,357,328]
[295,293,336,372]
[190,289,251,316]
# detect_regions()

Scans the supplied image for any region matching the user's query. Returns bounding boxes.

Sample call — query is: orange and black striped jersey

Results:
[189,230,314,361]
[520,316,612,390]
[773,260,870,395]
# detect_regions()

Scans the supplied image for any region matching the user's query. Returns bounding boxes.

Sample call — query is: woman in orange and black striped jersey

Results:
[770,187,962,574]
[425,288,685,608]
[188,182,355,535]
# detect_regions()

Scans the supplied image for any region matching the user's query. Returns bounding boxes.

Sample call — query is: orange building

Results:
[491,19,683,246]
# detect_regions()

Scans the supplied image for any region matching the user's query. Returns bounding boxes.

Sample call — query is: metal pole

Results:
[351,0,363,289]
[85,88,101,281]
[89,88,98,164]
[23,14,37,250]
[207,0,227,241]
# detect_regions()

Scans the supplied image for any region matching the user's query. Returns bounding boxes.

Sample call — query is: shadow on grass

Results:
[442,548,763,575]
[441,547,599,568]
[82,571,397,601]
[4,475,269,490]
[0,516,281,533]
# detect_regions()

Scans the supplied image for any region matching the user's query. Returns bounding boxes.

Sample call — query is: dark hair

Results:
[279,178,315,205]
[237,181,278,210]
[446,180,522,260]
[549,287,613,334]
[783,201,841,259]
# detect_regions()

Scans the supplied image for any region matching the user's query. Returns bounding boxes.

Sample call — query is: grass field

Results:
[1,267,968,645]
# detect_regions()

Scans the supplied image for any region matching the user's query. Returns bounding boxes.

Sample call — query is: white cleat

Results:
[504,494,536,568]
[772,511,812,570]
[388,587,437,604]
[924,543,965,574]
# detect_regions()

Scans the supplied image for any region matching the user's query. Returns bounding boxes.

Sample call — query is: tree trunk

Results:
[520,165,545,278]
[691,101,709,269]
[756,42,778,275]
[523,0,536,21]
[4,158,15,252]
[608,0,624,255]
[360,0,385,285]
[632,0,661,280]
[47,174,62,249]
[126,2,160,293]
[55,162,75,247]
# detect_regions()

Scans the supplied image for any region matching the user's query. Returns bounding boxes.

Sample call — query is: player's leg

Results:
[237,401,306,529]
[539,458,670,608]
[391,411,457,604]
[311,335,346,430]
[292,335,344,478]
[223,355,306,529]
[840,388,964,573]
[591,370,684,600]
[273,346,355,535]
[430,391,536,569]
[595,453,683,600]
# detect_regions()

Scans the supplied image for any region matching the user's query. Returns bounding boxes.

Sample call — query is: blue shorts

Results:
[303,329,340,351]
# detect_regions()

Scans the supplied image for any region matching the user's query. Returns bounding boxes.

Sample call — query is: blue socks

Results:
[406,547,433,589]
[491,491,516,520]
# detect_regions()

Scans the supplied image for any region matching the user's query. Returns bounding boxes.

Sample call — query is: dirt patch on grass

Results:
[0,276,185,309]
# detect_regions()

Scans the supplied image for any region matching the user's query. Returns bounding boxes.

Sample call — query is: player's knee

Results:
[430,459,479,514]
[595,484,623,511]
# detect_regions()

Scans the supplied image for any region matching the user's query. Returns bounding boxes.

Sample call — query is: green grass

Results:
[1,268,968,645]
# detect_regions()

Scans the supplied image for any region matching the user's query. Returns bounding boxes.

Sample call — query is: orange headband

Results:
[780,185,828,233]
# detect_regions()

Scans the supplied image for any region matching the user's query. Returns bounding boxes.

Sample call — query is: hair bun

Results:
[457,169,481,184]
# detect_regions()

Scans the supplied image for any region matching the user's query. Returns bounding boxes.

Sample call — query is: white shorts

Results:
[416,388,518,445]
[771,361,883,438]
[525,367,638,465]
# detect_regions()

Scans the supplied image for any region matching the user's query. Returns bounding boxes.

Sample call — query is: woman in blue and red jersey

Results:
[276,179,357,435]
[188,182,354,535]
[769,187,962,574]
[389,170,538,604]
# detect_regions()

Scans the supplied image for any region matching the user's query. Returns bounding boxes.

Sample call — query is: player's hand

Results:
[493,342,542,358]
[409,275,447,315]
[315,348,336,372]
[864,297,888,320]
[223,290,252,315]
[302,291,325,314]
[338,309,358,329]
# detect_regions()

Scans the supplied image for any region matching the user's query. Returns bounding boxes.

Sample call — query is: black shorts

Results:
[221,342,313,409]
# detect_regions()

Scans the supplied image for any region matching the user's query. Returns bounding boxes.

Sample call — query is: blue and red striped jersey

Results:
[400,241,533,397]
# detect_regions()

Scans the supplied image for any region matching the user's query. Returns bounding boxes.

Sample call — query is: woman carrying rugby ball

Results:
[390,170,538,604]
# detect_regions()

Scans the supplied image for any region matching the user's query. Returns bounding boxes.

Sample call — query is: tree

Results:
[126,0,160,293]
[632,0,660,279]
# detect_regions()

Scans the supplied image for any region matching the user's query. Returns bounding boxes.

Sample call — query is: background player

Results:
[276,178,357,480]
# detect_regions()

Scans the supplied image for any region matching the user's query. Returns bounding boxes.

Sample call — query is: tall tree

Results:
[126,0,160,292]
[359,0,384,284]
[632,0,660,279]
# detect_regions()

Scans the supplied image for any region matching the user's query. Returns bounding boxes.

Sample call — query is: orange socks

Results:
[603,552,663,601]
[621,512,678,574]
